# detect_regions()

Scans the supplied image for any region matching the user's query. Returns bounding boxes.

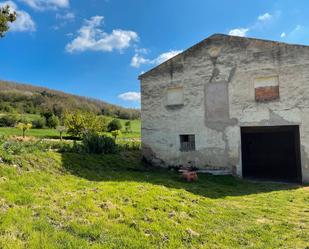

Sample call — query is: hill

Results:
[0,80,140,120]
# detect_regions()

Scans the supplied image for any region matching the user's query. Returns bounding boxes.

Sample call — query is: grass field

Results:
[0,119,141,140]
[0,127,62,138]
[0,150,308,248]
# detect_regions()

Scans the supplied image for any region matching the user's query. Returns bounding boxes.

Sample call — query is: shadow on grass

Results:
[60,151,302,199]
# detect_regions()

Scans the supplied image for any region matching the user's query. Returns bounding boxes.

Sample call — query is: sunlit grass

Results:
[0,151,308,248]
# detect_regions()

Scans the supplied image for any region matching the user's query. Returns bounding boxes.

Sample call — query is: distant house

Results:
[139,34,309,183]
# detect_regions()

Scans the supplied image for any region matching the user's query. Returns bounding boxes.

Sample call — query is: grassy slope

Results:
[0,151,308,248]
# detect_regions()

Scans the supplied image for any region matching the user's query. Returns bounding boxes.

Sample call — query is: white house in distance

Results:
[139,34,309,183]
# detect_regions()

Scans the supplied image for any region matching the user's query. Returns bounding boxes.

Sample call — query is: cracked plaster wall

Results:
[140,35,309,182]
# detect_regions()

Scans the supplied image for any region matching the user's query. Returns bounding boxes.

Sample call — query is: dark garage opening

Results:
[241,126,302,183]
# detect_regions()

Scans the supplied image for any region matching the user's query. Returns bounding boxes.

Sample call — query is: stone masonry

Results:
[139,34,309,183]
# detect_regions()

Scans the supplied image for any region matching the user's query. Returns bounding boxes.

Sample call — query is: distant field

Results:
[0,119,141,140]
[0,127,62,138]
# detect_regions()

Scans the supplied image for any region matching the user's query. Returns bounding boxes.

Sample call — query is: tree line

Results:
[0,81,140,120]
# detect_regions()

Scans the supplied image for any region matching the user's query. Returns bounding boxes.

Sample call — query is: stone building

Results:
[139,34,309,183]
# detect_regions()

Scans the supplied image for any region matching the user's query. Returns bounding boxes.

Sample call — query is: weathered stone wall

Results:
[140,34,309,182]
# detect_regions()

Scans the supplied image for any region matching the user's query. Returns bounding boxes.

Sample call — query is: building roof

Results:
[138,33,309,80]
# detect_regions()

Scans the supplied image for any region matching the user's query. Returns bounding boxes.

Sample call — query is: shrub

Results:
[47,115,59,129]
[32,117,46,129]
[82,132,117,154]
[117,140,141,151]
[107,119,122,132]
[0,114,20,127]
[125,121,132,133]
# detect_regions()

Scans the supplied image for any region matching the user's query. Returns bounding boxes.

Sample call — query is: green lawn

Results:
[0,127,62,138]
[0,150,308,248]
[0,119,141,140]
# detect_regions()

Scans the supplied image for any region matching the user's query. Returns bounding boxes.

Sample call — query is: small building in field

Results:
[139,34,309,183]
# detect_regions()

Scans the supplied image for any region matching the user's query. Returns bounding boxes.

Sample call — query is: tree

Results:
[57,126,67,141]
[125,121,132,133]
[16,122,32,138]
[47,115,59,129]
[111,130,122,140]
[32,116,46,129]
[64,111,108,137]
[0,5,16,38]
[107,119,122,132]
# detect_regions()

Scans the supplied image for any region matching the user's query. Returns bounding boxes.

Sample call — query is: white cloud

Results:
[131,50,183,68]
[258,13,272,22]
[19,0,69,10]
[280,32,286,38]
[228,28,249,37]
[118,92,141,101]
[131,54,151,68]
[152,50,183,64]
[56,11,75,21]
[66,16,139,53]
[0,1,36,32]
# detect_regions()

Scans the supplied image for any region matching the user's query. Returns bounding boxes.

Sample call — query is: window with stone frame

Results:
[180,134,196,152]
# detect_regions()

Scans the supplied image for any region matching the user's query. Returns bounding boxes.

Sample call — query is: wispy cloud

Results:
[228,12,276,37]
[19,0,69,10]
[0,1,36,32]
[56,11,75,21]
[131,50,183,68]
[257,13,272,22]
[66,16,139,53]
[280,24,307,43]
[118,92,141,101]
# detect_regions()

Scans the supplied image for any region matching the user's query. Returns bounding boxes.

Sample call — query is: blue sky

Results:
[1,0,309,108]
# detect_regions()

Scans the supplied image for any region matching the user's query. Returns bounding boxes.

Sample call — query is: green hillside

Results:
[0,80,140,120]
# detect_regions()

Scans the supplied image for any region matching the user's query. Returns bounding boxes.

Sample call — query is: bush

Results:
[32,117,46,129]
[64,111,107,137]
[125,121,132,133]
[47,115,59,129]
[107,119,122,132]
[82,132,117,154]
[117,140,141,151]
[0,114,20,127]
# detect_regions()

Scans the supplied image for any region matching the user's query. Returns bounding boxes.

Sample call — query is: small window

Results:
[180,135,196,152]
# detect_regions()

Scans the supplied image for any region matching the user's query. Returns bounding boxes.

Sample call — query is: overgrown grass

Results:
[0,149,308,248]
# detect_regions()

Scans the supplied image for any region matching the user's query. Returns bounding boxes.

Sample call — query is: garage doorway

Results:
[241,126,302,183]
